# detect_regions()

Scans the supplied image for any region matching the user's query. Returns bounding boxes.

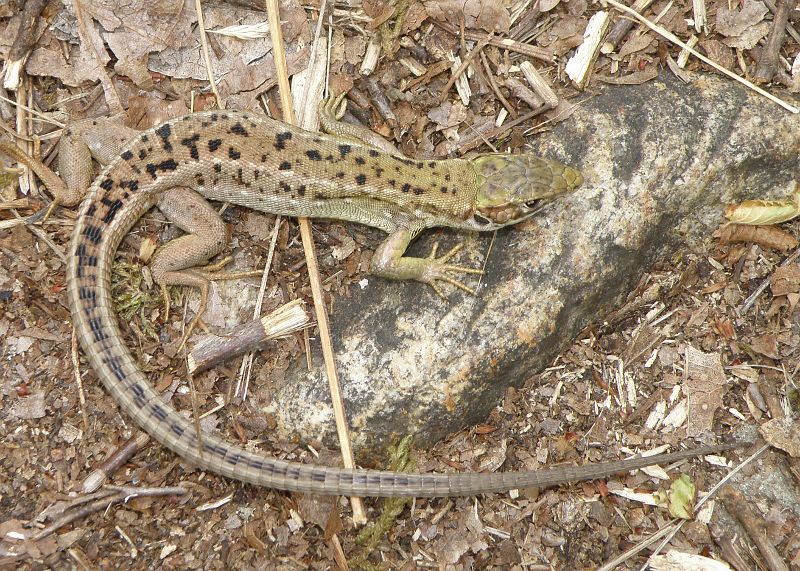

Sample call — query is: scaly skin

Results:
[4,107,737,495]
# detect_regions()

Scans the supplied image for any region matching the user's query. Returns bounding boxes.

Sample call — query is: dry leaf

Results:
[750,333,779,359]
[724,194,800,225]
[423,0,512,33]
[770,265,800,296]
[716,0,770,49]
[718,223,798,251]
[713,318,736,340]
[10,392,46,419]
[684,346,728,437]
[759,417,800,457]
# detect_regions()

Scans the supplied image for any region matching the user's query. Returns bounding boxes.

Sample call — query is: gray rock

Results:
[261,73,799,463]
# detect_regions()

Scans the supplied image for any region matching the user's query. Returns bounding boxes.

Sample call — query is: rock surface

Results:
[261,73,799,462]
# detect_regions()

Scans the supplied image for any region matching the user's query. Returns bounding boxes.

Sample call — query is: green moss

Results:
[350,436,416,571]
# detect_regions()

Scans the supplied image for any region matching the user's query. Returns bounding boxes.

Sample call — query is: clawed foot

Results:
[162,257,263,349]
[419,242,483,298]
[319,92,348,124]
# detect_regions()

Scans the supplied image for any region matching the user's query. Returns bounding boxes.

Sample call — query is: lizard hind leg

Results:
[152,187,261,345]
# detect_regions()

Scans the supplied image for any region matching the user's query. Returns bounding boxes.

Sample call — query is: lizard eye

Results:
[472,213,492,225]
[525,200,541,210]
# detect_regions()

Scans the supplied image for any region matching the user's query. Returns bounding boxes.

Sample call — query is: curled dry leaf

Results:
[724,187,800,225]
[718,223,798,251]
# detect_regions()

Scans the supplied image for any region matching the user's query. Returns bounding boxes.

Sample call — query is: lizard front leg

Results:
[371,225,483,297]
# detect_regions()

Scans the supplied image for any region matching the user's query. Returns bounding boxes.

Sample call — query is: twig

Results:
[12,210,65,261]
[195,0,223,108]
[0,93,65,127]
[81,433,151,493]
[434,21,554,62]
[265,0,366,523]
[70,326,89,431]
[190,300,309,374]
[456,105,548,153]
[721,484,790,571]
[3,0,49,91]
[233,213,282,402]
[640,443,769,569]
[479,51,517,119]
[439,34,493,103]
[602,0,799,113]
[754,0,791,83]
[738,246,800,314]
[597,521,682,571]
[763,0,800,45]
[32,486,187,541]
[603,0,657,50]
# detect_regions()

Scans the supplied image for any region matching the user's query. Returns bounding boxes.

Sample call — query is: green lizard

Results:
[1,96,738,496]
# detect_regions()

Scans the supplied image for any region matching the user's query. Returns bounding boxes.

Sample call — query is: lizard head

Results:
[471,153,582,227]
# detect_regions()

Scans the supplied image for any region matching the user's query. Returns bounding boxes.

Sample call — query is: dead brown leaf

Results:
[718,223,798,251]
[751,333,780,359]
[684,346,728,437]
[770,264,800,296]
[760,417,800,457]
[423,0,512,33]
[716,0,770,49]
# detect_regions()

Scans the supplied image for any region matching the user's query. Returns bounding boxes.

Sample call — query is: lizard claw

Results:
[157,257,263,347]
[420,242,483,297]
[320,92,348,124]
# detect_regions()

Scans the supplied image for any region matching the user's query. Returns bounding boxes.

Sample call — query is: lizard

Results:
[1,97,741,496]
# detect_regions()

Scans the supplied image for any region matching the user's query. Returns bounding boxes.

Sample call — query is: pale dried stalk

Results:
[264,0,366,522]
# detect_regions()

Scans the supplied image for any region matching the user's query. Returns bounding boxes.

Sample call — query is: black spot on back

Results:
[181,133,201,160]
[275,131,292,150]
[154,123,173,151]
[230,122,249,137]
